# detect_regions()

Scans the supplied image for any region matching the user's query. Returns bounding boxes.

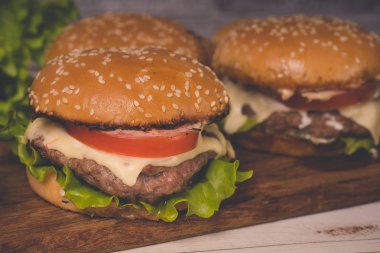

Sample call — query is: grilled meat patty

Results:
[242,104,370,141]
[31,136,216,204]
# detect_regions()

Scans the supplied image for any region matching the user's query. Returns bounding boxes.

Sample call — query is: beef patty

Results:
[31,136,216,204]
[242,104,370,140]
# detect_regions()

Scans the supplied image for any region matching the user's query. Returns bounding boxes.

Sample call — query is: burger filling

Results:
[20,117,251,221]
[222,78,380,155]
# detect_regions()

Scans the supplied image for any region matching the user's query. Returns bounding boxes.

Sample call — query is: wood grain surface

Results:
[1,142,380,253]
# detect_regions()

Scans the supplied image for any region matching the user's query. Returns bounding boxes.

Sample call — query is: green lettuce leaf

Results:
[17,137,119,209]
[341,137,374,155]
[57,166,117,209]
[0,0,79,137]
[141,160,253,222]
[220,117,258,134]
[0,110,29,140]
[16,136,252,221]
[236,118,258,133]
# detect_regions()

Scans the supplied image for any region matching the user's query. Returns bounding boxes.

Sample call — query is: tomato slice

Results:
[66,124,200,158]
[281,81,377,110]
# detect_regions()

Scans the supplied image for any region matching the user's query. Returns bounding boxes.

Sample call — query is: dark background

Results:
[75,0,380,37]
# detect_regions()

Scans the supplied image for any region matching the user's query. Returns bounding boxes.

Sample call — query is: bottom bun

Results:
[233,130,346,157]
[26,168,158,220]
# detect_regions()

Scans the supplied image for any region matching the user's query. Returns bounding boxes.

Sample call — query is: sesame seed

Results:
[147,95,152,102]
[185,72,192,78]
[62,97,68,103]
[160,85,165,91]
[133,100,139,107]
[171,85,175,91]
[355,57,361,64]
[144,113,152,118]
[172,103,179,109]
[90,109,95,115]
[195,90,200,97]
[125,84,132,90]
[74,105,81,110]
[98,76,105,84]
[56,100,61,106]
[153,85,159,90]
[162,105,166,112]
[45,99,49,105]
[138,94,145,99]
[167,93,173,98]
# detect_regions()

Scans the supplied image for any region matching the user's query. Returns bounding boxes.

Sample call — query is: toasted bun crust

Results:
[233,130,346,157]
[213,19,252,43]
[213,15,380,91]
[26,169,158,220]
[45,13,210,64]
[30,47,229,129]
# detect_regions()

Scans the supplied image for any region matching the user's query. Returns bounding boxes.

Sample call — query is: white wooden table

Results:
[121,202,380,253]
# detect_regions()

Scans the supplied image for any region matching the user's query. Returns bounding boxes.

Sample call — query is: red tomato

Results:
[281,81,377,110]
[66,124,200,158]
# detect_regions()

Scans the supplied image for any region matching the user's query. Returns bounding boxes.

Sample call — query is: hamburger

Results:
[45,12,212,65]
[212,15,380,156]
[20,47,252,221]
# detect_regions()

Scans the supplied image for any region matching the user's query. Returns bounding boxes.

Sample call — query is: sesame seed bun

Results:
[213,19,251,44]
[213,15,380,91]
[30,47,229,129]
[45,13,210,65]
[26,168,158,220]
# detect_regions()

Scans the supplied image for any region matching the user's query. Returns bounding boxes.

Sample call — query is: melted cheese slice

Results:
[25,118,233,186]
[340,99,380,144]
[223,79,288,134]
[224,79,380,144]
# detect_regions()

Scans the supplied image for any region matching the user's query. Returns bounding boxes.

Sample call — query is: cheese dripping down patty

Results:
[223,79,380,144]
[25,118,235,186]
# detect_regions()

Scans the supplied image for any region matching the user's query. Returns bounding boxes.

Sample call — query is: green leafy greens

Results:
[0,0,79,137]
[341,137,375,155]
[236,118,258,133]
[17,136,252,222]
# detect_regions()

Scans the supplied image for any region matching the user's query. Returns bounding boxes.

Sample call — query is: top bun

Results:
[213,15,380,91]
[213,19,251,43]
[45,13,210,64]
[30,47,228,129]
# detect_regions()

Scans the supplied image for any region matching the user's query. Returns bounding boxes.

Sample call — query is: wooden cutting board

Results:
[1,142,380,253]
